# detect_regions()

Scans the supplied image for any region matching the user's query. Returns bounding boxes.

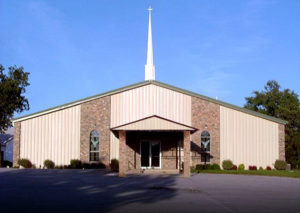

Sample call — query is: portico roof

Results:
[111,115,198,132]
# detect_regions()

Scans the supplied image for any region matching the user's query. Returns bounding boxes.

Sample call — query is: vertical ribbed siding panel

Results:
[220,106,279,168]
[110,84,192,160]
[111,84,191,127]
[19,105,81,168]
[110,132,119,160]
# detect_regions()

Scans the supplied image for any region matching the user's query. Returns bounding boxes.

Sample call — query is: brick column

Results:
[183,130,191,178]
[13,122,21,167]
[119,131,127,177]
[278,124,285,161]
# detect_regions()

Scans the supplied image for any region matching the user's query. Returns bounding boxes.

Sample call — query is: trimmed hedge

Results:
[18,159,32,168]
[222,160,233,170]
[70,159,82,169]
[274,160,287,170]
[83,162,106,169]
[210,164,221,170]
[110,159,119,172]
[195,164,220,170]
[44,160,55,169]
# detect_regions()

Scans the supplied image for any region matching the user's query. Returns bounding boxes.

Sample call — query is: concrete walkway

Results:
[0,168,299,213]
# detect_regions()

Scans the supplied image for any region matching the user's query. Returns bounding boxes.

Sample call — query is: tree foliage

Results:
[245,80,300,168]
[0,64,30,133]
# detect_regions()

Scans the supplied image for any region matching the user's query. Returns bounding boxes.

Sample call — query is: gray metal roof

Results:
[13,80,287,124]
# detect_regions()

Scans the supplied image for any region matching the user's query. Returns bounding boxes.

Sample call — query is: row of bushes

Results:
[222,159,286,171]
[193,159,287,171]
[17,158,287,171]
[17,158,119,171]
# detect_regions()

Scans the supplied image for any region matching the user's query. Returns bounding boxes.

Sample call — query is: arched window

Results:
[201,131,210,163]
[90,130,100,161]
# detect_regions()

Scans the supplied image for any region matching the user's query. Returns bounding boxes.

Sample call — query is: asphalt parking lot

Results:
[0,168,299,213]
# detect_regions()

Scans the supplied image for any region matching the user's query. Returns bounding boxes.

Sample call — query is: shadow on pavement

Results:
[0,169,178,212]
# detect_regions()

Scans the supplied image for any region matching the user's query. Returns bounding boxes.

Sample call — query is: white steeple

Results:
[145,6,155,81]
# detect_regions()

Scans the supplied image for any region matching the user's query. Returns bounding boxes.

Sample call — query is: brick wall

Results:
[183,130,191,177]
[13,122,21,167]
[278,124,285,161]
[191,97,220,166]
[118,130,127,177]
[80,96,111,166]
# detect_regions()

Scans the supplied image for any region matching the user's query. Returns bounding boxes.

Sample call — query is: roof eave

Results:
[151,80,288,125]
[12,80,287,125]
[12,80,152,123]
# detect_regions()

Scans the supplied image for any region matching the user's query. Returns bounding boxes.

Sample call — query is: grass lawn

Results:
[191,169,300,178]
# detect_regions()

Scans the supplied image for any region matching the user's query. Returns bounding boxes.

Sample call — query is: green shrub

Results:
[110,159,119,172]
[210,164,221,170]
[259,166,264,171]
[222,160,233,170]
[17,159,32,168]
[70,159,82,169]
[195,164,204,170]
[92,162,106,169]
[83,162,106,169]
[82,163,90,169]
[203,164,211,170]
[195,164,220,170]
[44,160,55,169]
[274,160,287,170]
[238,164,245,171]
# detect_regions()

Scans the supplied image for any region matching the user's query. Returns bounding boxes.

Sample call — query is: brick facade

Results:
[80,96,111,166]
[13,122,21,167]
[278,124,285,161]
[191,97,220,166]
[183,130,191,177]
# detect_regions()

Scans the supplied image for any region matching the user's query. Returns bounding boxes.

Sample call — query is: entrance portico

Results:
[111,115,197,177]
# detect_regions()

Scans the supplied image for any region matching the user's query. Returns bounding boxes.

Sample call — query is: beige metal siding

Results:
[110,132,119,160]
[220,106,279,168]
[113,116,194,131]
[111,84,191,127]
[20,106,81,167]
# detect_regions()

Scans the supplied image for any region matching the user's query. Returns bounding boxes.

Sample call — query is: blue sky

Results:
[1,0,299,117]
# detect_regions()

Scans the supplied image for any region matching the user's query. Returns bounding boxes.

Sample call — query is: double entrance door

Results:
[140,141,161,169]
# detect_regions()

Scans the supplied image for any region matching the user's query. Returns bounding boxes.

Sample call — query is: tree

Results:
[245,80,300,168]
[0,64,30,133]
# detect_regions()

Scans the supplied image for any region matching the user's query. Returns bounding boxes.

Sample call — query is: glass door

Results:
[151,142,160,168]
[140,141,161,169]
[141,141,150,167]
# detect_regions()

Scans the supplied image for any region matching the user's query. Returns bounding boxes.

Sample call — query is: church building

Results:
[13,8,286,177]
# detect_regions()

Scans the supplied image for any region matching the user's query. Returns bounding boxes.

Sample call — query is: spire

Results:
[145,6,155,81]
